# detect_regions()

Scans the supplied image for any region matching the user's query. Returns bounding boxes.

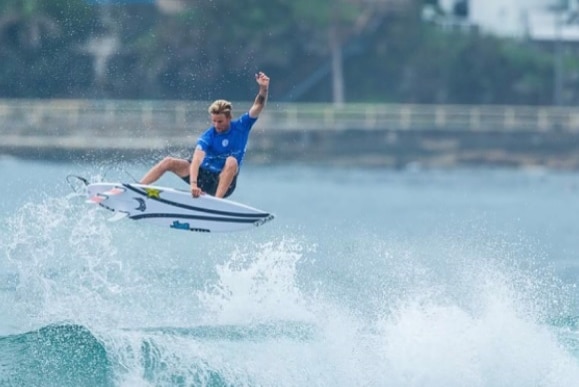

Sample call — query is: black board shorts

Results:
[181,167,237,198]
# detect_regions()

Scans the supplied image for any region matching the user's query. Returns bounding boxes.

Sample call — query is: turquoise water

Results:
[2,157,579,386]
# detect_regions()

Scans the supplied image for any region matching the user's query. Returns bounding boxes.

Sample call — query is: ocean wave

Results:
[0,324,112,387]
[0,321,319,387]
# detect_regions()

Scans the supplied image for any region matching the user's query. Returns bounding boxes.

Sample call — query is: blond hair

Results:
[208,99,232,118]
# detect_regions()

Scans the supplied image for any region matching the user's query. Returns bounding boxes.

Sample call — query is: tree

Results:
[0,0,97,97]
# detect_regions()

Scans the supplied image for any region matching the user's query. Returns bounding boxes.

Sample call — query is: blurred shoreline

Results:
[3,99,579,170]
[3,129,579,170]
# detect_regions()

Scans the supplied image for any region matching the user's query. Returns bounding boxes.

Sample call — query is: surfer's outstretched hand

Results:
[191,184,202,198]
[255,71,270,88]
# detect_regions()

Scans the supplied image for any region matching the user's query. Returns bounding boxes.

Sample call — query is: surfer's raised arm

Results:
[249,71,270,119]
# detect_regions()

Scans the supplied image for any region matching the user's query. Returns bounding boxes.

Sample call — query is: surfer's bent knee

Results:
[223,156,238,171]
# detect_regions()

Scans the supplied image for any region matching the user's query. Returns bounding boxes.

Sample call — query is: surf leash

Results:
[65,175,89,192]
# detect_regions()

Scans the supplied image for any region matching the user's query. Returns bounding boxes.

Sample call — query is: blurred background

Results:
[2,0,579,168]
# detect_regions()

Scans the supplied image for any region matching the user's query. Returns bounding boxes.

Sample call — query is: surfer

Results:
[139,72,270,198]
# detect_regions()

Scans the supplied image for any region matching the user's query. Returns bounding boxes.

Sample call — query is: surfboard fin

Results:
[107,212,129,222]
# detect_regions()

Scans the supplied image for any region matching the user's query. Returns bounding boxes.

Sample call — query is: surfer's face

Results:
[211,113,231,133]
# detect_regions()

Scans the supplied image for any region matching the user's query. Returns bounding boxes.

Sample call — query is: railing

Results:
[2,99,579,138]
[269,103,579,132]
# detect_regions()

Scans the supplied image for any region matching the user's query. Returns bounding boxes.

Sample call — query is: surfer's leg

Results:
[140,157,190,184]
[223,174,238,198]
[215,157,238,198]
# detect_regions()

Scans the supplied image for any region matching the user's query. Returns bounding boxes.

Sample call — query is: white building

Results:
[437,0,579,41]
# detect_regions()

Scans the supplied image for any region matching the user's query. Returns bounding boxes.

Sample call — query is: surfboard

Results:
[84,182,274,233]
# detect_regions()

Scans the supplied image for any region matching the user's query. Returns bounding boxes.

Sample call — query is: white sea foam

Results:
[2,162,579,386]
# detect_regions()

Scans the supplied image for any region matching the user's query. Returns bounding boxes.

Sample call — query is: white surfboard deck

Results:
[86,182,274,233]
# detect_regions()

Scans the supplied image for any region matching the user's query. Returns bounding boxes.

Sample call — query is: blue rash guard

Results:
[196,112,258,173]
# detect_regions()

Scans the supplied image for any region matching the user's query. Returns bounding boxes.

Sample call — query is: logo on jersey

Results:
[222,139,229,147]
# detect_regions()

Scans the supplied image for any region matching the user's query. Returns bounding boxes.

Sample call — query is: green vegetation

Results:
[0,0,574,105]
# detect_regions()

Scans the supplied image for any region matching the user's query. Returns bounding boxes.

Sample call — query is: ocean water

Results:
[1,157,579,386]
